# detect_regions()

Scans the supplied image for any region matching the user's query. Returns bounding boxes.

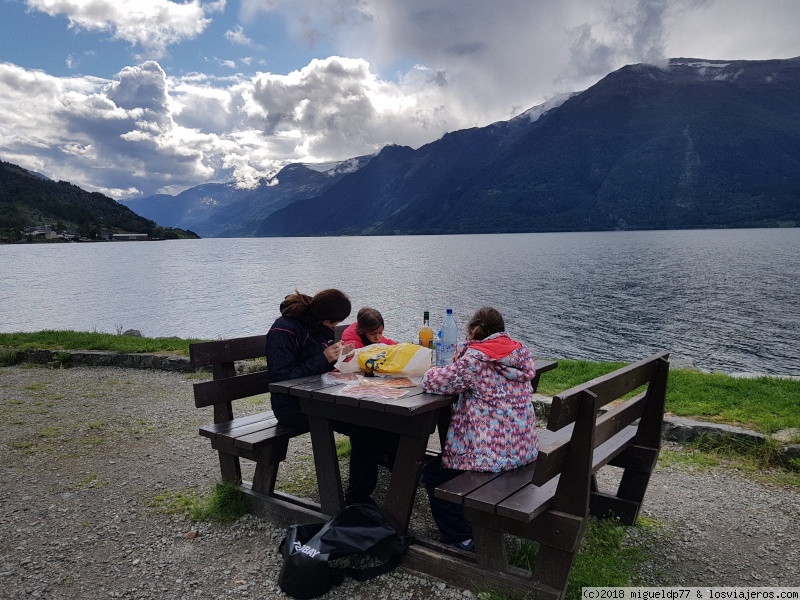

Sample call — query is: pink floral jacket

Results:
[422,332,539,472]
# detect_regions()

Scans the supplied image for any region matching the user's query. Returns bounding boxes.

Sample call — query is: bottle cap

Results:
[423,311,429,320]
[446,308,453,315]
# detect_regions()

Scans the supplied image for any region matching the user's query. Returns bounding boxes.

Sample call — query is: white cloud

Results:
[25,0,225,58]
[225,25,258,48]
[5,0,800,199]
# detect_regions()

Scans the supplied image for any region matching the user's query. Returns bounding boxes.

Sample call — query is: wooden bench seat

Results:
[190,335,321,525]
[405,352,670,600]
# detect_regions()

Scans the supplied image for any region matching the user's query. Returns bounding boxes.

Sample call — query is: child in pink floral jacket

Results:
[421,306,539,551]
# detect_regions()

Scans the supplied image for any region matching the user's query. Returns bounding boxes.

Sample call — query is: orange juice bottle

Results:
[418,311,434,348]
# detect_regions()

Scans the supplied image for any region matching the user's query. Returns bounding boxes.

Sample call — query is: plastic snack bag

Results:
[356,343,432,377]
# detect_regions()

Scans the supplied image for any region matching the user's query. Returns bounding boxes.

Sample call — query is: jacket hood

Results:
[462,332,536,382]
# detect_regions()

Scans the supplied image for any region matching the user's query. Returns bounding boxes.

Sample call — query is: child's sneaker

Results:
[450,538,475,552]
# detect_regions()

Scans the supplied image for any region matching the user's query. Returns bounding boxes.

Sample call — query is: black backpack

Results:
[277,503,414,599]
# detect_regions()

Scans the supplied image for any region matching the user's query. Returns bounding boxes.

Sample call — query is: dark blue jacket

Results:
[267,315,335,428]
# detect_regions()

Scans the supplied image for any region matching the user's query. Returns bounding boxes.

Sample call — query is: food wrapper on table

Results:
[321,372,363,385]
[338,382,410,399]
[335,343,432,376]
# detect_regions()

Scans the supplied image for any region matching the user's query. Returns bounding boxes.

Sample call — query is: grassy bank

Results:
[537,358,800,434]
[2,330,799,433]
[0,330,202,355]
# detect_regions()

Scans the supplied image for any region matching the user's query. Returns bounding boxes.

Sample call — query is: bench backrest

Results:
[333,323,349,342]
[532,352,670,513]
[190,335,270,424]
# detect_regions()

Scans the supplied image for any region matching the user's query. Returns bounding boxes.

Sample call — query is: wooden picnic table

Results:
[267,358,558,531]
[268,375,457,530]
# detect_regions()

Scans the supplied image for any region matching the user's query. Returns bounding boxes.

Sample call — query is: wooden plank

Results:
[243,484,329,528]
[401,543,562,600]
[466,508,585,552]
[592,426,637,468]
[199,411,277,436]
[232,424,301,451]
[590,490,642,524]
[463,462,537,512]
[547,352,668,430]
[333,323,349,342]
[536,359,558,375]
[495,477,558,522]
[193,371,270,408]
[269,375,333,398]
[608,444,659,472]
[472,523,508,571]
[383,390,455,416]
[550,390,597,517]
[218,415,282,441]
[531,359,558,393]
[435,470,502,504]
[189,335,267,367]
[592,392,646,446]
[531,441,569,486]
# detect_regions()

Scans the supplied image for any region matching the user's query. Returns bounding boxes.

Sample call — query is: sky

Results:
[1,0,800,199]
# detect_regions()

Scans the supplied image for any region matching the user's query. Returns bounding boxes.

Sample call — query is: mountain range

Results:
[10,56,800,238]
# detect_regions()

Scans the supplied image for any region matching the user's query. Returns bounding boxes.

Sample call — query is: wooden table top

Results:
[269,375,457,416]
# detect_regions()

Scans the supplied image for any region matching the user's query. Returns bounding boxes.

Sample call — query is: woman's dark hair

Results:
[355,307,385,335]
[281,289,351,323]
[467,306,505,341]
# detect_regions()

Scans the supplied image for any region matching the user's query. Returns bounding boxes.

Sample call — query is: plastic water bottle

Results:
[439,309,458,365]
[434,330,443,366]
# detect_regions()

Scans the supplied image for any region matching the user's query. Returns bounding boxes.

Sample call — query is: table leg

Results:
[384,433,430,530]
[307,414,344,516]
[437,404,452,449]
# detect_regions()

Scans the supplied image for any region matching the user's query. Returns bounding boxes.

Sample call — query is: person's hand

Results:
[324,342,356,363]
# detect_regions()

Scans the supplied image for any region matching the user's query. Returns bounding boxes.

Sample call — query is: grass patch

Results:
[239,358,267,375]
[0,348,18,366]
[24,382,48,391]
[335,436,351,458]
[81,436,107,446]
[276,456,319,498]
[37,425,63,438]
[149,482,250,522]
[658,436,800,486]
[480,517,650,600]
[657,447,720,470]
[241,393,270,407]
[666,370,800,433]
[0,330,205,356]
[10,440,35,450]
[536,360,800,434]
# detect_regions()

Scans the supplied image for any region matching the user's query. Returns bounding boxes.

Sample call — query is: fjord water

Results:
[1,228,798,376]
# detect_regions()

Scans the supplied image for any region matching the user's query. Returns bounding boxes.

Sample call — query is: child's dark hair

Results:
[281,289,351,323]
[355,307,385,335]
[467,307,505,341]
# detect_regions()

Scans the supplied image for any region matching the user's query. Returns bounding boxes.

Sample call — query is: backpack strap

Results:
[337,503,414,583]
[339,532,413,582]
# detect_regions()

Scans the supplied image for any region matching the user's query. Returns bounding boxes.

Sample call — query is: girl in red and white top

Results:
[340,307,397,349]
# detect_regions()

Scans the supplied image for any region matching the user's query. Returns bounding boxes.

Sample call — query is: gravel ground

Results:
[0,364,798,600]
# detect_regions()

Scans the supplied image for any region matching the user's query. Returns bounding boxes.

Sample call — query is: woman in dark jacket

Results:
[266,288,394,505]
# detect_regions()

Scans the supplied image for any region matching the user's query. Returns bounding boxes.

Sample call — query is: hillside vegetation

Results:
[0,160,199,241]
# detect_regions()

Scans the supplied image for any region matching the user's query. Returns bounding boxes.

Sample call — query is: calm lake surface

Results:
[1,229,799,376]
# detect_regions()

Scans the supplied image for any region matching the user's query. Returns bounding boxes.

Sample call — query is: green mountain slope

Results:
[0,161,199,241]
